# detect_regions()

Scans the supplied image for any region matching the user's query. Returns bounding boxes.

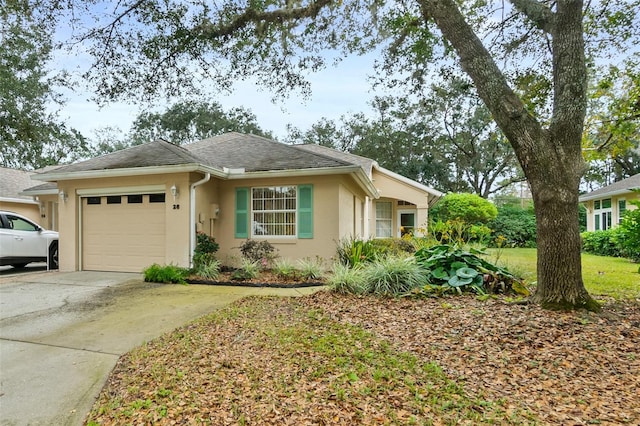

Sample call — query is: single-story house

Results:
[33,133,442,273]
[579,173,640,232]
[0,167,59,229]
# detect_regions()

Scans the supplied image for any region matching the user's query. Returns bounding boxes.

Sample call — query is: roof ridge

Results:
[156,139,201,163]
[290,144,355,167]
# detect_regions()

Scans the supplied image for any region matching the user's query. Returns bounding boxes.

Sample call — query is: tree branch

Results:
[194,0,334,41]
[420,0,543,160]
[510,0,555,33]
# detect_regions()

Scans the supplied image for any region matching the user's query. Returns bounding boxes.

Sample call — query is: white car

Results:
[0,210,59,269]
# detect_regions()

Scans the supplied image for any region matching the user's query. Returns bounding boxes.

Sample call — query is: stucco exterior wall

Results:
[584,193,640,232]
[0,201,40,224]
[56,173,192,271]
[338,184,355,238]
[213,174,366,265]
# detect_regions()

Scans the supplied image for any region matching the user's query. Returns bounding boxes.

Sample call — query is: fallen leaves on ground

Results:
[86,292,640,425]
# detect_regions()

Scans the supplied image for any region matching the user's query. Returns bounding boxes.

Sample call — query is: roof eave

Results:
[0,196,38,205]
[226,165,380,198]
[579,187,639,202]
[20,188,59,196]
[32,164,226,182]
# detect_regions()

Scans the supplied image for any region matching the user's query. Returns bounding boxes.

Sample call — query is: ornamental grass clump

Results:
[272,258,299,281]
[297,257,324,281]
[362,255,426,297]
[327,263,367,294]
[231,259,260,281]
[194,257,221,280]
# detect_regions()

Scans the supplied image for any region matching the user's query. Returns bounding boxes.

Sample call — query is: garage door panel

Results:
[82,195,166,272]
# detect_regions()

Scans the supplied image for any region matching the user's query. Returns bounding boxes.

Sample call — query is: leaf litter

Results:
[87,292,639,425]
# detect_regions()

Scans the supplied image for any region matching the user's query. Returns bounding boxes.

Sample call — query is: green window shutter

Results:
[298,185,313,239]
[235,187,249,238]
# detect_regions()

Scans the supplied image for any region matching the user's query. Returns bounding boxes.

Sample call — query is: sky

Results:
[58,53,380,142]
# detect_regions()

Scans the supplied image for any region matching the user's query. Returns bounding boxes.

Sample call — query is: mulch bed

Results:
[186,270,326,288]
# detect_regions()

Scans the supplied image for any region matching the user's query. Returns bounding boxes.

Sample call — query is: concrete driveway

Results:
[0,271,319,425]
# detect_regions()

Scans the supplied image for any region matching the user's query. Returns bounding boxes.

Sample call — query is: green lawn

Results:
[485,248,640,299]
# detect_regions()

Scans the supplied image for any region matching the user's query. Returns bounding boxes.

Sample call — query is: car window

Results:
[7,215,39,232]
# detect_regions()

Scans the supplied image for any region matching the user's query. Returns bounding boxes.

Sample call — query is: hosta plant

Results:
[414,245,529,296]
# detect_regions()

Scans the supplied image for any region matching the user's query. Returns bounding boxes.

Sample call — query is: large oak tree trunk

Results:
[424,0,600,310]
[527,159,599,310]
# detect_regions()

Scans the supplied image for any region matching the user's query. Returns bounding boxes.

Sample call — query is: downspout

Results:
[363,196,370,239]
[189,173,211,267]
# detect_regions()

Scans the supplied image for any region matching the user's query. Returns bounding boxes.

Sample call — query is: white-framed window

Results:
[376,201,392,238]
[618,199,627,225]
[594,198,612,230]
[251,186,297,237]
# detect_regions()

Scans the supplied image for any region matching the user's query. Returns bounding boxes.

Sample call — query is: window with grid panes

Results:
[251,186,297,237]
[376,201,392,237]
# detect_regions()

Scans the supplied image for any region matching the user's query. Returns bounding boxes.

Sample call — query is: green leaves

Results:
[414,244,528,296]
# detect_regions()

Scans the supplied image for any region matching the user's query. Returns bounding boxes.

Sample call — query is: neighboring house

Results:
[579,173,640,232]
[34,133,442,273]
[0,167,58,228]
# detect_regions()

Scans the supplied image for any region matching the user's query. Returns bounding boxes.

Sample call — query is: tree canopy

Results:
[89,101,274,155]
[0,0,88,170]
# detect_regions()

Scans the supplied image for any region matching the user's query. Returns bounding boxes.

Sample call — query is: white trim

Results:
[579,188,638,202]
[224,165,380,199]
[76,185,166,197]
[78,195,83,271]
[375,200,393,238]
[190,173,211,267]
[20,188,59,196]
[0,196,38,205]
[33,164,226,182]
[397,209,416,238]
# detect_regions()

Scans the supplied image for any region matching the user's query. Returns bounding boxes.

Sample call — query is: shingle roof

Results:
[293,144,375,175]
[0,167,40,199]
[183,133,352,171]
[50,139,202,174]
[21,182,58,194]
[579,173,640,201]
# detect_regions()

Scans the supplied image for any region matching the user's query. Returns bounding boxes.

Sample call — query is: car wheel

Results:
[11,264,27,269]
[49,242,59,270]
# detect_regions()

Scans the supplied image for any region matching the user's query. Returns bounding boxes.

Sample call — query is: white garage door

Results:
[82,194,166,272]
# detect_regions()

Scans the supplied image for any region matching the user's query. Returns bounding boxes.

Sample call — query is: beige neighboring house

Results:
[33,133,442,273]
[0,167,59,228]
[579,173,640,232]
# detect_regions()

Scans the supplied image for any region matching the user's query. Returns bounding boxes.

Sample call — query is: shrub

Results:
[427,219,491,245]
[488,206,537,247]
[335,237,378,267]
[327,263,367,294]
[616,204,640,261]
[143,264,189,284]
[193,233,220,270]
[430,193,498,225]
[297,257,325,280]
[362,255,426,296]
[369,238,417,257]
[581,229,622,257]
[239,239,277,265]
